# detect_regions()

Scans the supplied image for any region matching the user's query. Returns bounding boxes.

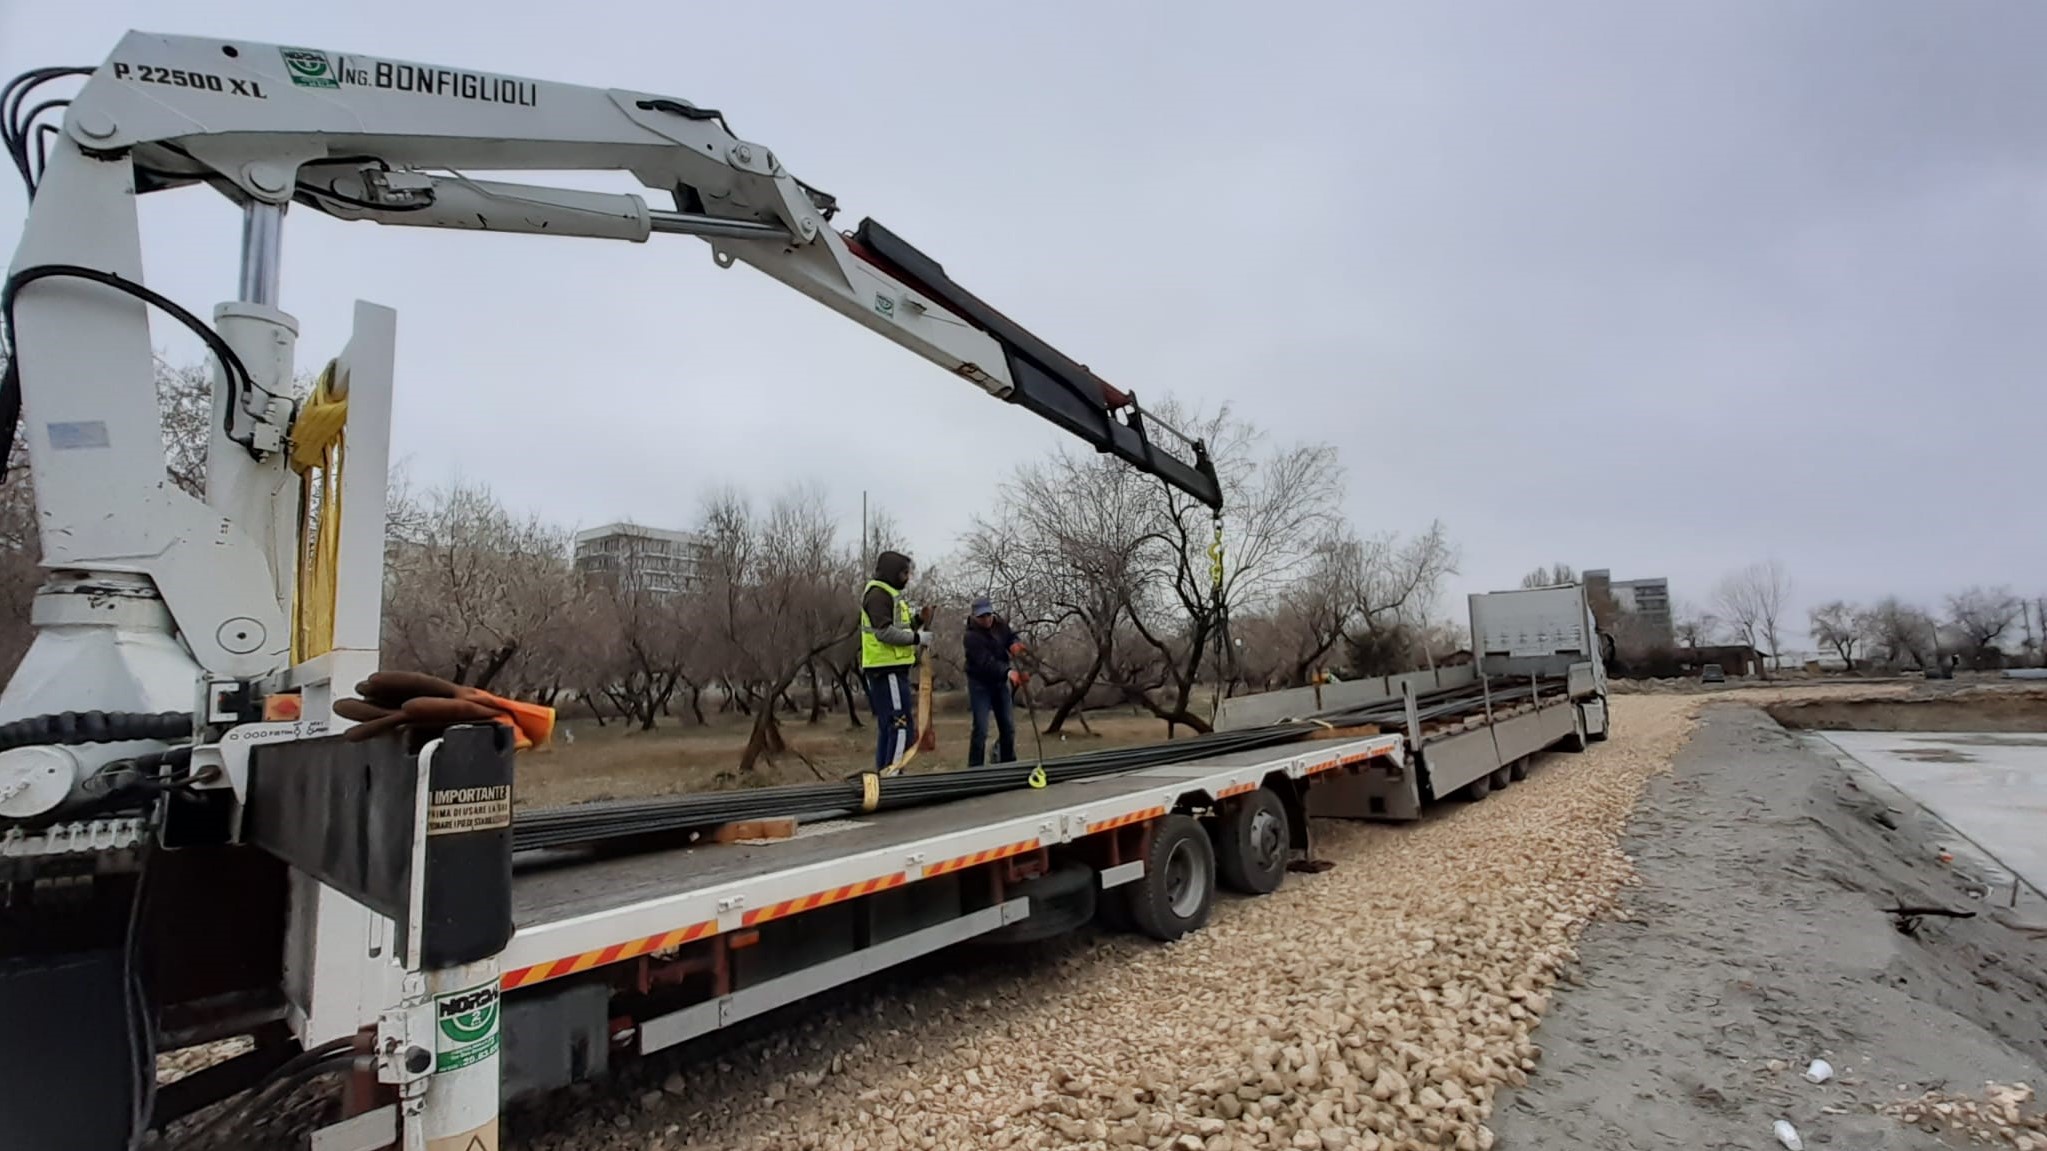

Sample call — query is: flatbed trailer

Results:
[489,733,1401,1102]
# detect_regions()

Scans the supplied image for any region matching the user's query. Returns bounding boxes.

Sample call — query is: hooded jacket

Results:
[962,614,1019,686]
[861,551,920,650]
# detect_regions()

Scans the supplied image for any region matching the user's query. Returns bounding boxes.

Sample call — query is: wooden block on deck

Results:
[1308,723,1380,740]
[708,818,798,844]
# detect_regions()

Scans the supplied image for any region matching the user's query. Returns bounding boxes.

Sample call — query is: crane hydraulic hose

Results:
[0,710,192,753]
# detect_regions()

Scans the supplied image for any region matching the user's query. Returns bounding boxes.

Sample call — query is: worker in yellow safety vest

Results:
[859,550,934,770]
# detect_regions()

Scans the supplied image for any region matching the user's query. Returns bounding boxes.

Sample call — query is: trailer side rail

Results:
[499,733,1402,990]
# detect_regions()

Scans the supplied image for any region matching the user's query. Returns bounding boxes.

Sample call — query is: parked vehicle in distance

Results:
[1700,663,1726,683]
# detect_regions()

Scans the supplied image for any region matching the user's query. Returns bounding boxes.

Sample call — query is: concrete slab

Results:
[1818,730,2047,896]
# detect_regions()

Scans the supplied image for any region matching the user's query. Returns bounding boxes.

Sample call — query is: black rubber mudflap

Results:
[0,949,139,1150]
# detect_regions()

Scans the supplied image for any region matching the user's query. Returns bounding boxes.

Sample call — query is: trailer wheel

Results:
[1462,772,1493,801]
[1508,757,1529,782]
[1130,815,1216,941]
[1216,788,1289,895]
[1489,765,1513,790]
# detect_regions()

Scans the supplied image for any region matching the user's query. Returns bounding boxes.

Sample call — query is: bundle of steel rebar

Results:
[510,676,1561,854]
[511,722,1313,852]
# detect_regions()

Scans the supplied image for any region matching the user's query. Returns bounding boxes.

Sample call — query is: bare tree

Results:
[1867,597,1938,669]
[688,485,856,776]
[1344,521,1459,675]
[575,562,699,730]
[1271,531,1364,686]
[154,358,213,499]
[1714,560,1791,677]
[1672,599,1719,649]
[1946,585,2022,667]
[381,479,579,690]
[1120,404,1343,733]
[1520,563,1577,589]
[959,445,1152,735]
[1807,600,1871,670]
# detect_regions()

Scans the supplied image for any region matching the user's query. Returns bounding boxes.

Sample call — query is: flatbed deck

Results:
[498,734,1402,990]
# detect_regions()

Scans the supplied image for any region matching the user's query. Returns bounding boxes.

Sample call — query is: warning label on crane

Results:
[434,982,501,1072]
[279,48,339,89]
[427,784,512,836]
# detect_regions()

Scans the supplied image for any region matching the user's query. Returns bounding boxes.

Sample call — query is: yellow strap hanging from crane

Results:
[289,360,348,663]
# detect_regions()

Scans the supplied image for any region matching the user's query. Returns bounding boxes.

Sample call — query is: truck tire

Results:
[1462,772,1493,801]
[1508,757,1530,782]
[1216,788,1289,895]
[1130,815,1216,942]
[1489,765,1513,790]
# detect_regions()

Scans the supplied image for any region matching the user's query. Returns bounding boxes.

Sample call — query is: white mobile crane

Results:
[0,33,1610,1151]
[0,31,1227,1151]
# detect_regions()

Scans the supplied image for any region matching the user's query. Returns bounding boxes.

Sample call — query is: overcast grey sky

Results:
[4,2,2043,642]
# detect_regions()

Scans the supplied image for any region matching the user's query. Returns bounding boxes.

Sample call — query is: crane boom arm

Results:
[4,31,1220,507]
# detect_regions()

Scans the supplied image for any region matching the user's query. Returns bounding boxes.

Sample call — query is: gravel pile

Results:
[1881,1083,2045,1148]
[510,695,1699,1151]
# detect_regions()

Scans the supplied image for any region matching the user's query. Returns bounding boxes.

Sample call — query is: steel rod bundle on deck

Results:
[512,676,1561,854]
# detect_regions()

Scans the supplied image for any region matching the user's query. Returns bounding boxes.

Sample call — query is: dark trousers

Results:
[967,677,1017,767]
[864,667,916,771]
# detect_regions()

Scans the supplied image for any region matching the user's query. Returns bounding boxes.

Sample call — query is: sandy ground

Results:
[1491,703,2047,1150]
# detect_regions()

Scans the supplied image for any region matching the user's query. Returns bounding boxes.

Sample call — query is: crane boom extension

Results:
[3,32,1220,508]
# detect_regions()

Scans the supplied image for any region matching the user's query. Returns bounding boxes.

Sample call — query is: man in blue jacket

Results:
[962,596,1024,766]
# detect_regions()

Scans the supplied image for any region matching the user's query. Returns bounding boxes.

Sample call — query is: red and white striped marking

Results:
[1085,805,1167,836]
[502,918,719,990]
[921,838,1041,878]
[742,874,906,927]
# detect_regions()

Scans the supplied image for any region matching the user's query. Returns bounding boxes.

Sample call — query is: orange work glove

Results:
[1008,642,1027,657]
[349,671,556,750]
[1008,669,1028,687]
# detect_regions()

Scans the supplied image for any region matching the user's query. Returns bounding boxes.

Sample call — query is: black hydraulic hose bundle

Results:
[0,709,193,753]
[512,677,1560,854]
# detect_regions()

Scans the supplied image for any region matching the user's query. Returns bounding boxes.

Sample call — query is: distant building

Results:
[1583,568,1674,644]
[574,522,707,598]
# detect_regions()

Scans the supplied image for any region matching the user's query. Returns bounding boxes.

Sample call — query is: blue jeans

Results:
[864,668,915,771]
[968,677,1016,767]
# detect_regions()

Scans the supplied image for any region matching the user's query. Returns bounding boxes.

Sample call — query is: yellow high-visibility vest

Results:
[859,580,917,670]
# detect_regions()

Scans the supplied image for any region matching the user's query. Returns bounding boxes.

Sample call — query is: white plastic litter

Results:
[1804,1059,1834,1084]
[1774,1120,1804,1150]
